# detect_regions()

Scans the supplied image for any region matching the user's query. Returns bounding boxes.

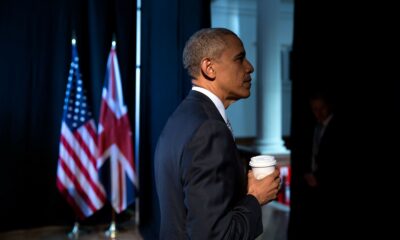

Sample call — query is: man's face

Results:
[311,99,331,123]
[213,35,254,102]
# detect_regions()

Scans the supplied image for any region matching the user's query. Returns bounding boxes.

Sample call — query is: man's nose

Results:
[246,59,254,73]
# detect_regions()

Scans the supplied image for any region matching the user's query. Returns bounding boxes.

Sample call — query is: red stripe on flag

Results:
[59,156,98,213]
[86,122,97,146]
[73,130,96,169]
[56,179,85,219]
[61,136,106,203]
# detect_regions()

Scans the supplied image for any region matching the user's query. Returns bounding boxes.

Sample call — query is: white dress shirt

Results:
[192,86,229,125]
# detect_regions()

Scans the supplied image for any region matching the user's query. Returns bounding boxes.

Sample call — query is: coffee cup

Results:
[249,155,277,180]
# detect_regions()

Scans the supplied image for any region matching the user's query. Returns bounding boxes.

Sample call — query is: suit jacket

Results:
[295,115,342,240]
[154,91,263,240]
[314,115,340,189]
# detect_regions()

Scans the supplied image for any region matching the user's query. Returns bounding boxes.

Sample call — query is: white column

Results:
[255,0,289,154]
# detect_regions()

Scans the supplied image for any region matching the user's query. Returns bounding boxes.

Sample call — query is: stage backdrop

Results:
[0,0,210,237]
[0,0,137,231]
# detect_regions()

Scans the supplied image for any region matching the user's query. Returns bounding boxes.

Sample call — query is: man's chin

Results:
[238,94,251,100]
[242,90,251,98]
[231,90,251,101]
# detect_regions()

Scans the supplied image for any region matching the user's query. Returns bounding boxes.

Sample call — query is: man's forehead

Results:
[223,34,242,45]
[222,35,244,53]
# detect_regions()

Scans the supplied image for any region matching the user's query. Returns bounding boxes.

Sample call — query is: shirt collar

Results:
[192,86,228,123]
[322,114,334,127]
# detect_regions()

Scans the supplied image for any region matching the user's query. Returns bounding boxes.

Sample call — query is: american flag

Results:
[56,41,106,219]
[97,43,138,213]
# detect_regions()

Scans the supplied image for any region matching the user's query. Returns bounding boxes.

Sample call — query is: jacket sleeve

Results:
[181,120,263,240]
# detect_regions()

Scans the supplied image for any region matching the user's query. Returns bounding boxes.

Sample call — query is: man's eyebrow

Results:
[234,51,246,60]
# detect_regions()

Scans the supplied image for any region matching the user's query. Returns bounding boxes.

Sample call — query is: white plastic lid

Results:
[249,155,276,167]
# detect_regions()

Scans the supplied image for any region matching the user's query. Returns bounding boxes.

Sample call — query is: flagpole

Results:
[135,0,142,227]
[135,199,139,227]
[71,30,76,44]
[68,33,79,240]
[62,33,87,240]
[58,31,106,238]
[67,221,80,239]
[105,209,117,239]
[99,36,138,237]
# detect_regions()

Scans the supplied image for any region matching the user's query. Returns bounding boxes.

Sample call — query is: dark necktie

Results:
[226,119,234,137]
[312,123,323,171]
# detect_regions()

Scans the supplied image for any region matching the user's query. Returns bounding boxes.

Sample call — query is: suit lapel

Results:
[187,90,226,124]
[187,91,246,188]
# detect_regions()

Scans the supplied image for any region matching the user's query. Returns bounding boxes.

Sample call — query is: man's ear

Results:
[200,58,216,80]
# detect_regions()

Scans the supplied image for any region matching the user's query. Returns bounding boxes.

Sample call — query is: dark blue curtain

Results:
[0,0,136,231]
[139,0,210,238]
[0,0,210,236]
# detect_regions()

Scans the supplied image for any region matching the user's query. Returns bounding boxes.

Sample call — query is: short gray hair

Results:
[182,28,238,78]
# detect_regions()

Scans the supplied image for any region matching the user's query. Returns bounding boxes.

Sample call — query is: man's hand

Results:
[304,173,318,187]
[247,168,281,205]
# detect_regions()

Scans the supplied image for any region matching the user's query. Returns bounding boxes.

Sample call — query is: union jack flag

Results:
[97,43,138,213]
[56,41,106,219]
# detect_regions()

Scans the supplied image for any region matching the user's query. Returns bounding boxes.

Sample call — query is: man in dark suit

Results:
[301,92,340,239]
[304,92,337,189]
[154,28,281,239]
